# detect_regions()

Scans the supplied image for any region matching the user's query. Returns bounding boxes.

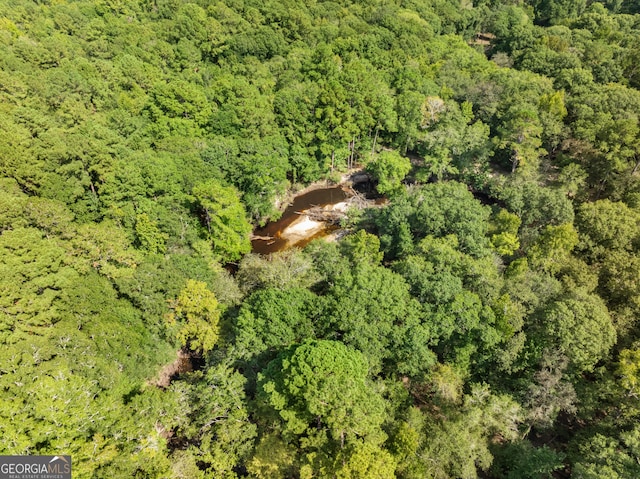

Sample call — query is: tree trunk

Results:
[631,155,640,175]
[372,127,379,155]
[349,136,356,169]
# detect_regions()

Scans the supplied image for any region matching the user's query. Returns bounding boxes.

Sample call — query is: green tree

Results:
[236,250,319,294]
[416,99,491,182]
[371,181,491,259]
[234,287,321,361]
[192,179,252,262]
[416,384,523,479]
[366,150,411,196]
[135,212,168,254]
[490,209,522,256]
[528,223,579,274]
[496,179,574,246]
[576,199,640,260]
[491,440,565,479]
[246,434,296,479]
[256,340,386,446]
[496,105,544,175]
[571,428,640,479]
[333,442,397,479]
[569,83,640,196]
[168,280,221,354]
[321,262,435,377]
[530,0,587,24]
[339,230,384,266]
[169,364,257,478]
[598,250,640,339]
[536,289,616,373]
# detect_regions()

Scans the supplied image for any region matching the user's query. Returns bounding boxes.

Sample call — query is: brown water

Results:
[251,186,349,254]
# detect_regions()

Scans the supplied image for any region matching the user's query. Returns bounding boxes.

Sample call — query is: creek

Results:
[251,185,350,254]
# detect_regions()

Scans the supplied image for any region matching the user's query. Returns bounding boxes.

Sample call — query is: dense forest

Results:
[1,0,640,477]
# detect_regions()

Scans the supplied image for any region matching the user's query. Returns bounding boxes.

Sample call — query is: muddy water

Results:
[251,186,349,254]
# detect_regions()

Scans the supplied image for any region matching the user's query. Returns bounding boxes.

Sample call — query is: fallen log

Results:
[250,234,275,241]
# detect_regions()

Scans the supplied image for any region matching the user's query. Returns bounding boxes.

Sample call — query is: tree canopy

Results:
[1,0,640,477]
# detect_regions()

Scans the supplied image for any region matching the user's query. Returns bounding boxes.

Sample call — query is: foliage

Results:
[535,289,616,373]
[490,440,565,479]
[167,280,222,354]
[576,199,640,260]
[234,287,321,361]
[490,209,522,256]
[528,223,579,273]
[192,179,252,263]
[169,364,257,478]
[257,340,385,442]
[366,150,412,196]
[2,0,640,476]
[370,181,491,259]
[236,249,319,294]
[319,262,436,378]
[570,428,640,479]
[339,230,384,266]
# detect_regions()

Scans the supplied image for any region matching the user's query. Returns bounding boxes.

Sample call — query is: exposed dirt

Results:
[151,350,202,388]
